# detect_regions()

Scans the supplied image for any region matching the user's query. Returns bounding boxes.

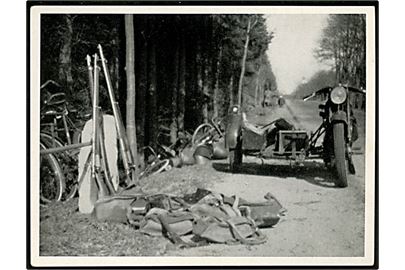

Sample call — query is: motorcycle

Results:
[319,85,358,187]
[225,85,358,188]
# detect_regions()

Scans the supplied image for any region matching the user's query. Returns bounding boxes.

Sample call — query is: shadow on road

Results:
[212,161,340,188]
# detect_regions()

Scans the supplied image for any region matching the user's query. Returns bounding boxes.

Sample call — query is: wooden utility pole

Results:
[237,16,257,107]
[124,14,138,173]
[229,75,234,106]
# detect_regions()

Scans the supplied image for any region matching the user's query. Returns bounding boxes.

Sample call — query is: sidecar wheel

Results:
[229,138,242,173]
[333,122,348,188]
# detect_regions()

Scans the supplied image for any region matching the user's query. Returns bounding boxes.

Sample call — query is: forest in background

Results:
[40,14,278,151]
[294,14,366,98]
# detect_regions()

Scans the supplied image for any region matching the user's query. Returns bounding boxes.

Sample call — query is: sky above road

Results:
[266,14,330,94]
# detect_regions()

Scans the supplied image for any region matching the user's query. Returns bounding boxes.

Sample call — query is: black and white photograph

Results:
[28,2,377,268]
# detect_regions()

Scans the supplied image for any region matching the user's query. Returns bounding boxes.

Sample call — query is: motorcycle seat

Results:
[242,116,277,135]
[243,122,275,135]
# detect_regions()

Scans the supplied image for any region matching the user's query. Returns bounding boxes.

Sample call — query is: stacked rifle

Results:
[39,44,138,203]
[83,45,138,198]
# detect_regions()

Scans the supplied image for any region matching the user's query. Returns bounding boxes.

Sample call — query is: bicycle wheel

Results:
[40,133,78,201]
[40,132,65,148]
[141,159,171,179]
[40,142,65,204]
[192,123,217,147]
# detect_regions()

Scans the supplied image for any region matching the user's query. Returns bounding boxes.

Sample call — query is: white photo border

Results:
[29,3,377,268]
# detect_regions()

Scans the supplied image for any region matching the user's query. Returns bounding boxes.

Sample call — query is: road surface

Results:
[168,99,366,257]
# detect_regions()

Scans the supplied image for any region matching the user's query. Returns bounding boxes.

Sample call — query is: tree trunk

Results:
[254,74,259,106]
[124,14,138,171]
[258,84,262,107]
[202,64,209,123]
[333,46,340,84]
[170,31,180,144]
[201,17,211,123]
[177,27,186,132]
[111,24,120,95]
[147,36,158,147]
[196,35,204,123]
[136,16,148,148]
[229,75,234,107]
[237,18,252,107]
[58,15,74,99]
[213,46,222,118]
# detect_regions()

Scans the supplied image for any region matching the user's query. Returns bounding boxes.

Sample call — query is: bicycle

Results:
[39,80,88,204]
[40,80,86,146]
[192,117,224,147]
[40,142,65,204]
[139,130,192,179]
[40,133,79,203]
[138,146,172,179]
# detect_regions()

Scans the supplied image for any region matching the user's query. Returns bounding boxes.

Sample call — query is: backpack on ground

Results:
[91,188,286,247]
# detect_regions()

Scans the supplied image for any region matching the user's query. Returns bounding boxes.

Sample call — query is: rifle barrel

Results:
[98,44,136,184]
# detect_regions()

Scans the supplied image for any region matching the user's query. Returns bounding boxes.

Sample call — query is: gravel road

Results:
[167,154,365,257]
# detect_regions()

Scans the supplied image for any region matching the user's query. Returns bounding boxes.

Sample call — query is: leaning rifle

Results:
[97,44,137,185]
[91,54,110,198]
[87,54,116,195]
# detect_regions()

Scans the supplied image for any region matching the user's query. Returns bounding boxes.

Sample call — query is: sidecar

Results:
[225,104,309,173]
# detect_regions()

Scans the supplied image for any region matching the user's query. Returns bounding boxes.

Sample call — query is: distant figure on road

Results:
[278,96,286,107]
[263,89,271,107]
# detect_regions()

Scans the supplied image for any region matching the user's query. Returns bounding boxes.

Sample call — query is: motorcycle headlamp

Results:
[330,86,347,104]
[231,106,239,113]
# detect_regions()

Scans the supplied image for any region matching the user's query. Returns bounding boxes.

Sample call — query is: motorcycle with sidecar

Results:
[225,85,358,188]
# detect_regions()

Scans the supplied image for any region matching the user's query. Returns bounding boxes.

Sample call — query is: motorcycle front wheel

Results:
[333,122,348,188]
[229,137,243,173]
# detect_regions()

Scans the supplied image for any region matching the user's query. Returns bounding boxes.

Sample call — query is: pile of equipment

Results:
[93,188,286,247]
